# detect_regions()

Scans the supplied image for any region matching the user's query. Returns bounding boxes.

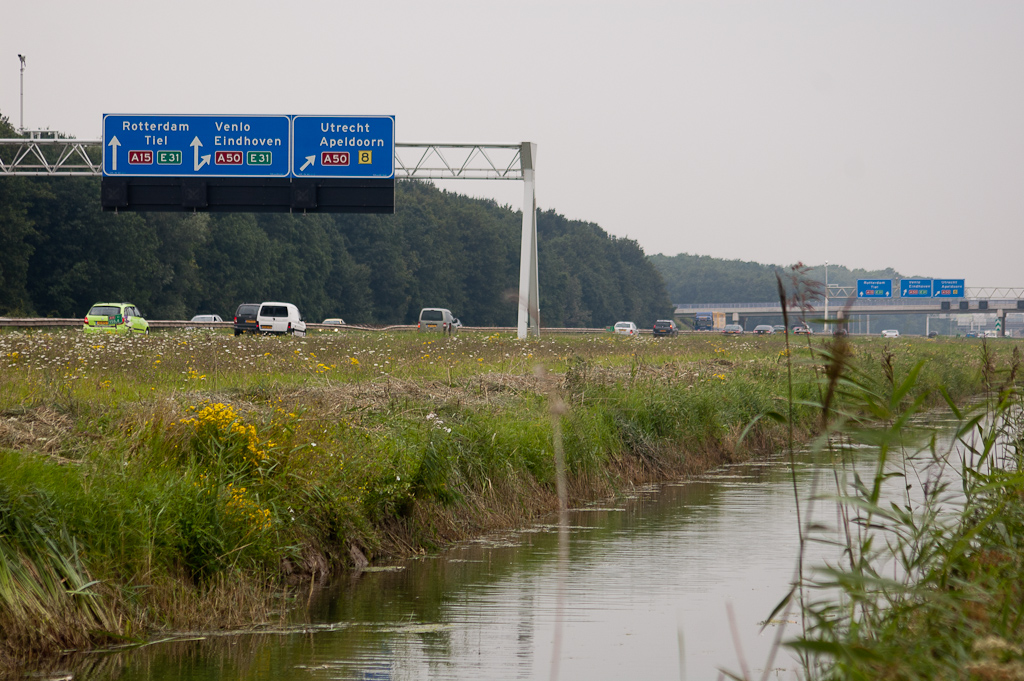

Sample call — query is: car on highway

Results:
[792,325,813,335]
[772,325,786,333]
[83,302,149,335]
[257,302,307,336]
[233,303,261,336]
[652,319,679,336]
[753,324,774,335]
[722,324,744,335]
[190,314,223,323]
[321,318,346,331]
[418,308,457,334]
[613,321,639,336]
[881,329,900,338]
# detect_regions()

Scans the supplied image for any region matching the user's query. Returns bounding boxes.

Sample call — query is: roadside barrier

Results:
[0,319,635,334]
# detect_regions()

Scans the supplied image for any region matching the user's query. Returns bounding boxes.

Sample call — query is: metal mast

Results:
[17,55,26,132]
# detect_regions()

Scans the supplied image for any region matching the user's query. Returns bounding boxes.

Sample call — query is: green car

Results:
[83,302,150,335]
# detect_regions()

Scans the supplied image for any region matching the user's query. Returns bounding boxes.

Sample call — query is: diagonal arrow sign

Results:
[190,136,210,172]
[300,155,316,172]
[107,136,121,171]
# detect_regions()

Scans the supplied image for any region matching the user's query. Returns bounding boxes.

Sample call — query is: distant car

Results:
[722,324,744,335]
[233,303,260,336]
[772,325,786,333]
[613,321,638,336]
[881,329,900,338]
[83,302,149,335]
[257,302,306,336]
[832,328,849,337]
[452,318,464,329]
[418,308,457,334]
[321,318,346,331]
[792,325,813,335]
[927,331,938,338]
[753,325,774,335]
[983,329,997,338]
[190,314,223,323]
[652,319,679,336]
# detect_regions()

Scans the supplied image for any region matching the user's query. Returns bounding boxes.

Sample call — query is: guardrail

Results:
[0,319,615,334]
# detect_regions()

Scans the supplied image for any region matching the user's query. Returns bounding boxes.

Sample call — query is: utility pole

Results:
[18,54,26,133]
[824,260,829,332]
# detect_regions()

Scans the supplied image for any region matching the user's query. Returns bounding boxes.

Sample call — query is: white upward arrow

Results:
[300,155,315,172]
[191,136,210,171]
[107,136,121,171]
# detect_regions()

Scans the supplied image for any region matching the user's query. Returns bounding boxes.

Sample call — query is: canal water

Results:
[67,416,967,681]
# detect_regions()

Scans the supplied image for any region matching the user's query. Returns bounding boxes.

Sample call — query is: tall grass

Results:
[0,327,1012,667]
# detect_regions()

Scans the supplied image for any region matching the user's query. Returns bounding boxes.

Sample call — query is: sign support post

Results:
[517,142,539,339]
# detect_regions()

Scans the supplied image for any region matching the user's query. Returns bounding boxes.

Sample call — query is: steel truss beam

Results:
[0,138,541,339]
[0,139,527,182]
[0,138,102,175]
[395,143,524,181]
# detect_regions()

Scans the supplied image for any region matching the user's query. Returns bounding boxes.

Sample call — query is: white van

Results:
[418,308,456,334]
[257,302,306,336]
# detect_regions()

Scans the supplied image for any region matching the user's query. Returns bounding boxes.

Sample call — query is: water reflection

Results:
[64,436,957,681]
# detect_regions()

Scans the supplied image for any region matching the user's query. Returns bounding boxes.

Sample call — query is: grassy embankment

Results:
[0,328,1003,667]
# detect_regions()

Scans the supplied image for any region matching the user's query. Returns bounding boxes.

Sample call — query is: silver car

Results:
[418,308,457,334]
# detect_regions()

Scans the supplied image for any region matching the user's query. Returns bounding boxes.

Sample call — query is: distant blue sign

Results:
[933,279,965,298]
[292,115,395,179]
[103,114,291,177]
[900,279,933,298]
[857,279,893,298]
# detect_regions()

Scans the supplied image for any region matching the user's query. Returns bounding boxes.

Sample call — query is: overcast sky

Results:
[3,1,1022,287]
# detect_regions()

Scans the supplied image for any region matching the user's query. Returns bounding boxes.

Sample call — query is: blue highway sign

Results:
[900,279,933,298]
[857,279,893,298]
[933,279,965,298]
[292,115,395,179]
[103,114,290,177]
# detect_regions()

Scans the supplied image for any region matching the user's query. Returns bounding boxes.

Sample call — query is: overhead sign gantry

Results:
[1,129,541,339]
[100,113,396,213]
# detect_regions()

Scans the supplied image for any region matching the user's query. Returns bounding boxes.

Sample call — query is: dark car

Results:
[233,303,260,336]
[652,319,679,337]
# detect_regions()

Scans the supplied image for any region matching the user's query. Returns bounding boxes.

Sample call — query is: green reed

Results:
[760,308,1024,679]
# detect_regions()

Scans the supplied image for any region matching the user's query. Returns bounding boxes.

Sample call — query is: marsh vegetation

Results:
[0,327,1014,672]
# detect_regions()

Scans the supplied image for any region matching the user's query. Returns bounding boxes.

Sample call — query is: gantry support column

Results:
[517,142,540,339]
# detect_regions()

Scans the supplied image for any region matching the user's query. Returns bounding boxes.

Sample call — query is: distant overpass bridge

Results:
[675,287,1024,337]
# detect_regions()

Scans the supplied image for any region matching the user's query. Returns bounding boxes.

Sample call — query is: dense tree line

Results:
[0,114,672,327]
[650,252,909,304]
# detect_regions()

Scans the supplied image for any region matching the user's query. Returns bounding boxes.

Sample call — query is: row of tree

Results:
[649,252,911,305]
